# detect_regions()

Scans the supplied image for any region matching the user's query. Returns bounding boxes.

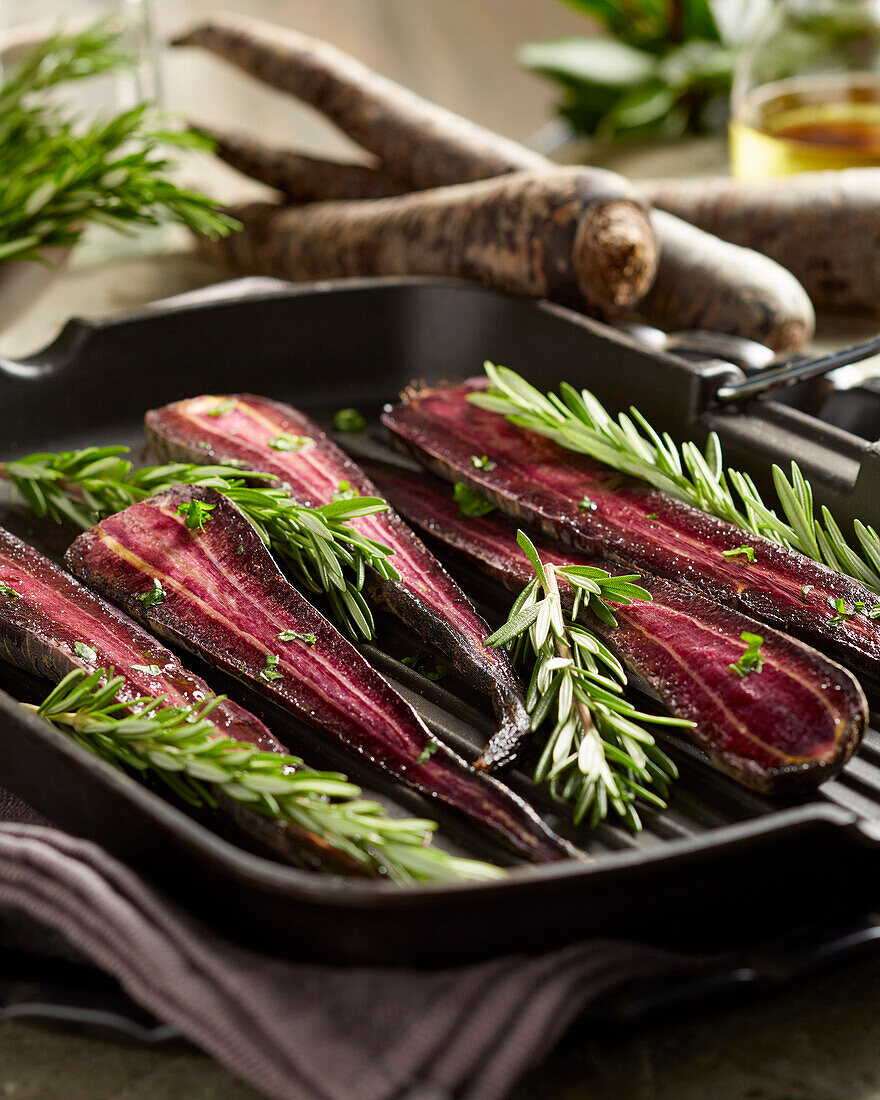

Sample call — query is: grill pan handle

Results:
[715,333,880,403]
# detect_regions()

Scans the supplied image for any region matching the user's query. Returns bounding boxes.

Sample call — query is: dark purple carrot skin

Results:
[144,393,532,772]
[65,487,576,863]
[366,462,867,793]
[383,380,880,684]
[0,526,277,750]
[0,526,378,875]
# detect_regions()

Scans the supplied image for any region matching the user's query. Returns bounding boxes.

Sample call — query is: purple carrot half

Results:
[144,393,531,767]
[0,525,374,874]
[366,461,867,792]
[65,486,575,863]
[383,380,880,683]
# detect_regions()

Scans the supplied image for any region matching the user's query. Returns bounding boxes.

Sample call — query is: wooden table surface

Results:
[3,2,880,1097]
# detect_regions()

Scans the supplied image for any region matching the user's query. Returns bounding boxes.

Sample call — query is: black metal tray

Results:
[3,276,880,969]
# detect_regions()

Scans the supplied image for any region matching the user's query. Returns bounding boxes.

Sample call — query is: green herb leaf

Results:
[453,482,497,518]
[0,582,20,599]
[722,545,755,563]
[131,664,162,675]
[401,652,450,682]
[74,641,97,662]
[333,408,367,433]
[579,495,596,512]
[137,578,166,608]
[269,434,312,452]
[415,740,438,764]
[260,653,283,682]
[471,454,496,471]
[176,500,215,531]
[276,629,316,644]
[206,400,237,418]
[729,632,764,678]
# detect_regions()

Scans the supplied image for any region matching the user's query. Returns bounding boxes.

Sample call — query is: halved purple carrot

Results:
[65,486,577,862]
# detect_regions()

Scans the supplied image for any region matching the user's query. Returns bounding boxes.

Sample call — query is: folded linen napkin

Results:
[0,803,710,1100]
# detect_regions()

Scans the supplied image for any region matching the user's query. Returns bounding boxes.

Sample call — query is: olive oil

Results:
[730,74,880,180]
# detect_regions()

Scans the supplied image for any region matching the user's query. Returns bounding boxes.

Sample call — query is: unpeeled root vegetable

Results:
[639,170,880,312]
[198,167,659,315]
[175,13,815,351]
[200,125,406,201]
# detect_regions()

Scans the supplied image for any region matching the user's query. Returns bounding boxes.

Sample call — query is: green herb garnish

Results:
[471,454,496,471]
[722,545,755,563]
[137,579,166,608]
[0,583,20,599]
[474,363,880,604]
[206,400,237,417]
[176,500,215,531]
[485,531,687,829]
[0,446,399,641]
[453,482,497,518]
[802,585,813,600]
[131,664,162,675]
[333,480,359,501]
[579,495,596,512]
[26,668,502,884]
[276,629,316,644]
[333,408,367,433]
[400,653,450,682]
[74,641,97,663]
[269,434,312,452]
[416,741,438,764]
[729,633,764,678]
[260,654,283,682]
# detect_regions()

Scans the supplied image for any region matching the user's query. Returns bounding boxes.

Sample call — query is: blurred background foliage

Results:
[519,0,771,142]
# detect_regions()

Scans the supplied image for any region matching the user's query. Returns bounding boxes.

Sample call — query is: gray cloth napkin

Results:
[0,800,709,1100]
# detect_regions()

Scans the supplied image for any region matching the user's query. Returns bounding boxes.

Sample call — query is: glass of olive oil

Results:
[730,0,880,180]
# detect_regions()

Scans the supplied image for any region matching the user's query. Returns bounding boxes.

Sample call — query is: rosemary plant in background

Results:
[0,26,234,265]
[473,364,880,603]
[519,0,768,143]
[0,447,399,640]
[486,532,685,829]
[27,669,501,884]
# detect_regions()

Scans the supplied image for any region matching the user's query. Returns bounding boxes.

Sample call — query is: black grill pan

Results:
[2,275,880,968]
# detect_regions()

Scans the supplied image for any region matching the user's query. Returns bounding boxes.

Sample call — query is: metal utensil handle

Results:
[715,333,880,403]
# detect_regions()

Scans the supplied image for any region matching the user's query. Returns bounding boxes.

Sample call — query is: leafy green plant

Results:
[519,0,752,142]
[0,25,234,265]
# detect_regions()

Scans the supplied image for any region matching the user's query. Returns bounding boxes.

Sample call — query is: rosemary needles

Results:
[473,362,880,601]
[0,446,398,639]
[26,668,502,885]
[485,532,685,829]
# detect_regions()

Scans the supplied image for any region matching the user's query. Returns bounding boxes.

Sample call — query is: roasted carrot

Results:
[174,13,815,350]
[198,168,658,314]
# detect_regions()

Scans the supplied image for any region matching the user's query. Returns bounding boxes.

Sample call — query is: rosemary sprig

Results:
[472,363,880,602]
[25,669,502,885]
[0,27,235,264]
[0,446,399,639]
[485,532,686,829]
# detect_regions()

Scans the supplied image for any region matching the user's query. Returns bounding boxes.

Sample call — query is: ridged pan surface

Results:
[0,278,878,967]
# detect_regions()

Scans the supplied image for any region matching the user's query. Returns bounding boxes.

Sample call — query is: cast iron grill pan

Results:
[1,277,880,967]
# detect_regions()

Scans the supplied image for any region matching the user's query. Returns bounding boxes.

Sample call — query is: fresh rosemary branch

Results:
[0,27,235,264]
[472,363,880,602]
[25,668,502,885]
[0,446,399,639]
[485,532,686,830]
